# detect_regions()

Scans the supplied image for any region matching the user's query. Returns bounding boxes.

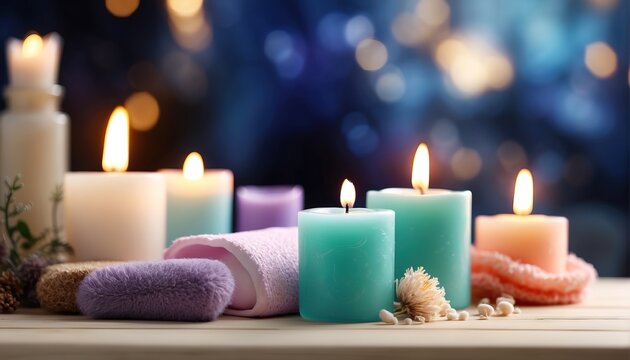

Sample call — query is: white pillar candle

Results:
[1,32,68,236]
[65,107,166,261]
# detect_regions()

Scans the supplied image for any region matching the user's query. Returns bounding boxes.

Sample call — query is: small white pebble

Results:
[477,303,494,317]
[479,298,490,305]
[446,311,459,321]
[379,309,398,325]
[514,307,522,314]
[458,311,470,321]
[403,318,413,325]
[497,301,514,316]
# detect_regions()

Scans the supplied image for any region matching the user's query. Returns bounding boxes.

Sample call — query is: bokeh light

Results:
[415,0,450,27]
[344,15,374,47]
[584,41,617,78]
[391,13,426,47]
[124,91,160,131]
[450,148,482,180]
[167,0,202,17]
[166,0,211,51]
[105,0,140,18]
[355,38,388,71]
[375,67,406,103]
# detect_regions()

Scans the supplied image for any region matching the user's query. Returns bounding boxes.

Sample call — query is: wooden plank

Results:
[0,278,628,360]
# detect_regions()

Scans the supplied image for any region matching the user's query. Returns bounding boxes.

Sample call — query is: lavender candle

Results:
[236,185,303,231]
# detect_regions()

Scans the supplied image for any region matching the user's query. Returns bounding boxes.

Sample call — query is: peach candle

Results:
[475,169,568,273]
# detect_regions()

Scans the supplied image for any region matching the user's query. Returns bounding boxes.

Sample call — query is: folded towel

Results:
[77,259,234,321]
[164,227,298,317]
[471,246,597,305]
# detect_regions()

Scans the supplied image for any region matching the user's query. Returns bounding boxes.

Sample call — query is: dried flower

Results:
[17,255,49,307]
[393,267,450,322]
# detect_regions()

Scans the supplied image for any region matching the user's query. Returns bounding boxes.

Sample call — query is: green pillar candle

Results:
[366,144,472,309]
[298,180,395,323]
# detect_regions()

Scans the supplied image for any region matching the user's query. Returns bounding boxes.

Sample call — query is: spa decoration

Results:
[392,267,450,324]
[65,106,166,261]
[236,185,303,231]
[367,143,472,309]
[1,32,69,237]
[37,261,118,313]
[165,227,298,317]
[470,246,597,304]
[77,259,234,322]
[0,175,72,311]
[298,179,395,323]
[475,169,569,273]
[161,152,233,246]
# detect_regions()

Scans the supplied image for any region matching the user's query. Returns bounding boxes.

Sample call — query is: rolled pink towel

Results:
[164,227,298,317]
[471,246,597,305]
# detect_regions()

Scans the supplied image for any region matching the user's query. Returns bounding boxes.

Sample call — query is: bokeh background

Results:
[0,0,627,275]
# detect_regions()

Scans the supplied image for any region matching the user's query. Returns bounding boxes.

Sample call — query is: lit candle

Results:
[6,33,62,88]
[366,144,472,309]
[298,179,395,323]
[65,106,166,261]
[1,32,69,236]
[160,152,233,246]
[236,185,303,231]
[475,169,568,273]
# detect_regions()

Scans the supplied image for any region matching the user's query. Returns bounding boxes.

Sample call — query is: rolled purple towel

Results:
[77,259,234,322]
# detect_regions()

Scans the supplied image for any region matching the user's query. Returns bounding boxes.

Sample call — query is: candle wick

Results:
[345,204,349,214]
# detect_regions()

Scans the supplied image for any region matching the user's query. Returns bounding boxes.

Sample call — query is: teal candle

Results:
[160,152,233,246]
[366,144,471,309]
[299,180,395,323]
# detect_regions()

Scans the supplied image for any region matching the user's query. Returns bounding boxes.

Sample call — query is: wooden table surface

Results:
[1,278,629,360]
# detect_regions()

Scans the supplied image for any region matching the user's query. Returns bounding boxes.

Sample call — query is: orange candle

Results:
[475,169,568,273]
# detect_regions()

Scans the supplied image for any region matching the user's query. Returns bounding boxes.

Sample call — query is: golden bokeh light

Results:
[166,0,211,51]
[124,91,160,131]
[450,148,482,180]
[486,54,514,90]
[449,53,488,96]
[416,0,450,27]
[167,0,203,17]
[585,42,617,78]
[105,0,140,18]
[435,38,467,70]
[391,13,427,47]
[355,38,388,71]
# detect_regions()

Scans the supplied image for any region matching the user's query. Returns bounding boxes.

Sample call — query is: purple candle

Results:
[236,185,304,231]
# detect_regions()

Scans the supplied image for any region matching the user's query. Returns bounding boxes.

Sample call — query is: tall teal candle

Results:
[366,144,471,309]
[160,152,233,246]
[298,180,395,323]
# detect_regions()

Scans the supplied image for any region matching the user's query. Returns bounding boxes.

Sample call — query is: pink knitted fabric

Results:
[471,246,597,305]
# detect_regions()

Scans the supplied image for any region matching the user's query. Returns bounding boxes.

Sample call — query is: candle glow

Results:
[412,143,430,193]
[22,33,43,58]
[101,106,130,172]
[513,169,533,216]
[183,152,204,180]
[340,179,356,210]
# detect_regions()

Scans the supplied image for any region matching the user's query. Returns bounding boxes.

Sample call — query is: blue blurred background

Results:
[0,0,628,275]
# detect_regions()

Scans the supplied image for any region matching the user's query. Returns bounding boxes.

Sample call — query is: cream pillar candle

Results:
[1,33,68,236]
[475,169,568,273]
[65,107,166,261]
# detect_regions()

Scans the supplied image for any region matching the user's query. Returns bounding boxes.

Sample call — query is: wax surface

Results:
[298,208,395,323]
[161,169,233,246]
[367,188,471,309]
[64,172,166,261]
[236,185,303,231]
[475,214,568,273]
[7,33,61,88]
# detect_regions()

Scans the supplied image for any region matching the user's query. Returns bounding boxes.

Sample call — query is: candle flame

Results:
[513,169,533,215]
[412,143,430,193]
[102,106,130,172]
[183,152,204,180]
[340,179,356,210]
[22,33,43,58]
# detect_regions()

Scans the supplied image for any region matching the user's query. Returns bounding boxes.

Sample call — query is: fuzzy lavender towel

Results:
[77,259,234,321]
[164,227,298,317]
